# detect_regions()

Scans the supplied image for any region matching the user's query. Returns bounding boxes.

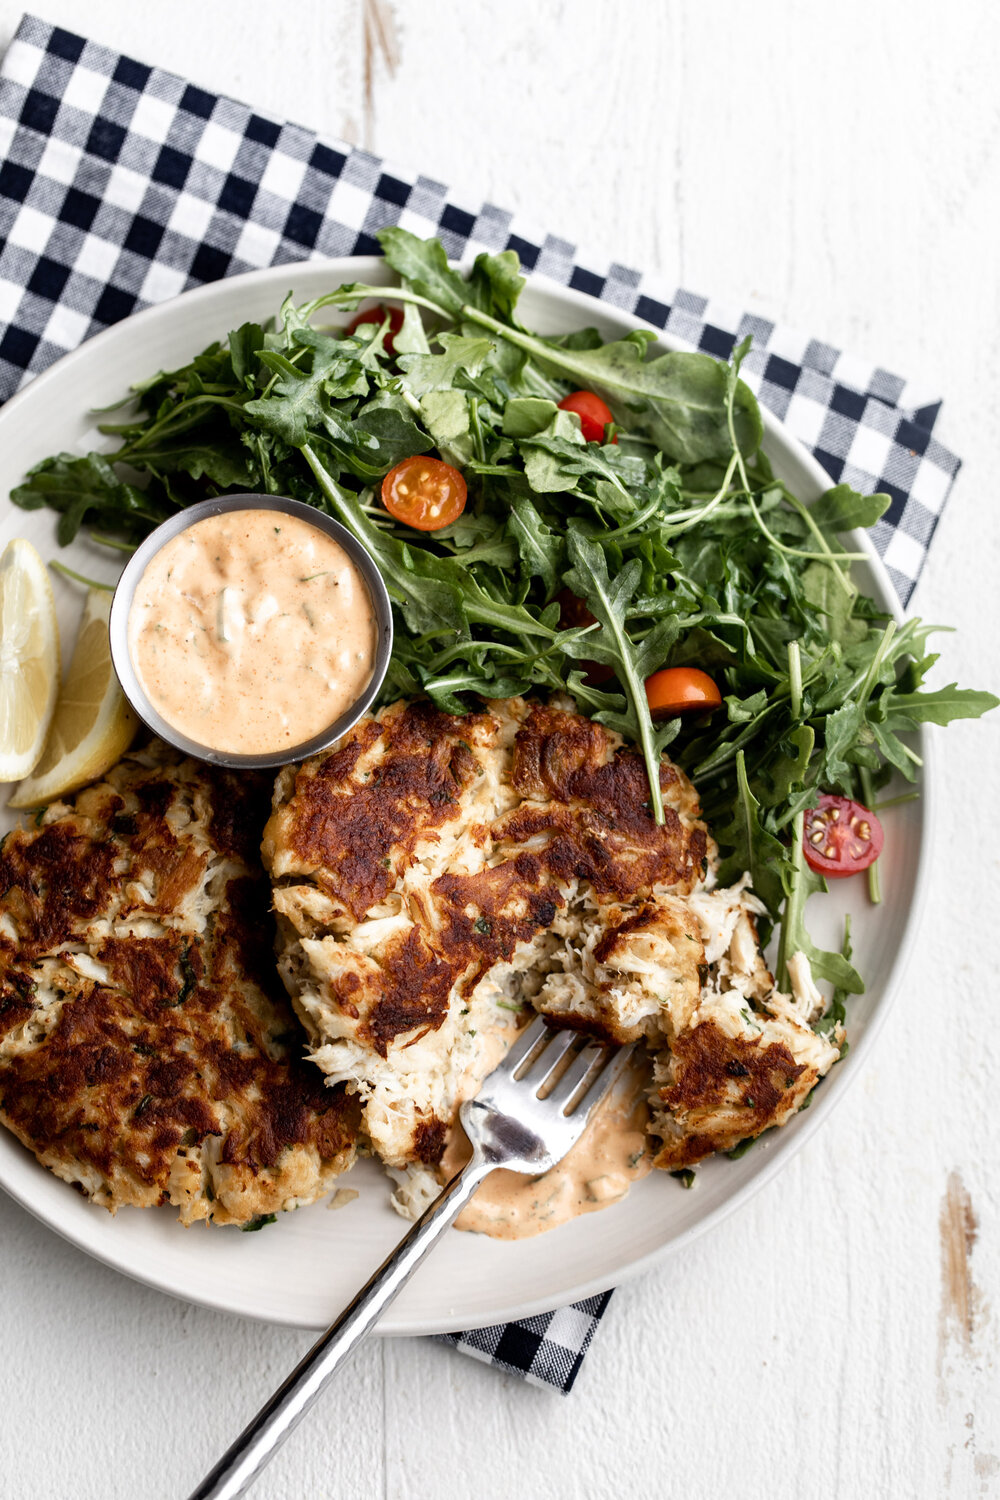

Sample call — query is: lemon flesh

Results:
[0,538,60,782]
[9,587,138,807]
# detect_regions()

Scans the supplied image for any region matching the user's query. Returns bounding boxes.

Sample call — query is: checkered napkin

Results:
[0,14,960,1392]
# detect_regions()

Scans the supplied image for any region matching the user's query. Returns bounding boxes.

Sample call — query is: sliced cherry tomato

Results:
[803,794,884,878]
[381,456,467,531]
[345,303,404,355]
[557,389,617,444]
[645,667,722,718]
[555,588,615,685]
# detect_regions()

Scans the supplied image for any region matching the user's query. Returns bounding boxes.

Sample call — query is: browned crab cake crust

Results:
[0,746,358,1225]
[648,1013,838,1171]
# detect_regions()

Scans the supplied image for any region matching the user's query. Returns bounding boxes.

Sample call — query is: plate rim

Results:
[0,257,933,1333]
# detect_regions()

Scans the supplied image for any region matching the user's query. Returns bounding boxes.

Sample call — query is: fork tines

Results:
[500,1015,635,1118]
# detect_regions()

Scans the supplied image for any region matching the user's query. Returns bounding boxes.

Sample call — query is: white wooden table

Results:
[1,3,998,1496]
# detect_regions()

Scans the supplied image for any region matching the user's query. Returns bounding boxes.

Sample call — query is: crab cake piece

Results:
[530,893,707,1044]
[648,990,841,1170]
[264,697,711,1178]
[635,877,841,1167]
[542,874,842,1169]
[0,745,358,1224]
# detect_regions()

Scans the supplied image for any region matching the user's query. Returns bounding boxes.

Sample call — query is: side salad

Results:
[13,229,996,1014]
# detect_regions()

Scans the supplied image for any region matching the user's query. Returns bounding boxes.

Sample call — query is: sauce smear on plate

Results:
[128,509,377,755]
[439,1050,653,1240]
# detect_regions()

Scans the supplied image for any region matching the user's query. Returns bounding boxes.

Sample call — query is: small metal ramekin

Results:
[108,493,393,770]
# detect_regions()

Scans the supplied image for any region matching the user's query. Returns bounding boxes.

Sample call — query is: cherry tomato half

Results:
[381,456,467,531]
[555,588,615,685]
[557,389,617,444]
[345,303,404,355]
[645,667,722,718]
[803,794,884,879]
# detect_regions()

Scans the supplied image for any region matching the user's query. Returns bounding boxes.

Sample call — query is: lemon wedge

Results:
[9,586,138,808]
[0,538,60,782]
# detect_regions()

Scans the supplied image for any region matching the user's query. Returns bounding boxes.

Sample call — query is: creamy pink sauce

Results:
[128,510,377,755]
[440,1060,654,1240]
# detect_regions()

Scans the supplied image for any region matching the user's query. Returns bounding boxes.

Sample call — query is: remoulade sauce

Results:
[128,509,377,755]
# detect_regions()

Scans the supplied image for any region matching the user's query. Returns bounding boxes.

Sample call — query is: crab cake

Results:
[642,880,841,1168]
[263,697,709,1177]
[265,697,842,1203]
[0,744,358,1225]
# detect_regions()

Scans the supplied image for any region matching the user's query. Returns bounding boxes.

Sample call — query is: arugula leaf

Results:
[123,438,255,489]
[502,397,560,438]
[822,701,865,786]
[419,390,475,462]
[808,483,891,533]
[508,496,563,593]
[378,227,526,327]
[562,531,671,822]
[520,427,648,498]
[397,333,494,397]
[464,249,526,321]
[882,686,999,726]
[351,395,433,470]
[776,811,864,996]
[724,689,769,724]
[228,321,266,387]
[760,724,815,810]
[461,306,763,463]
[392,299,432,356]
[801,561,866,645]
[715,752,789,913]
[522,429,588,493]
[376,227,472,319]
[246,336,364,447]
[11,452,171,544]
[815,916,854,1045]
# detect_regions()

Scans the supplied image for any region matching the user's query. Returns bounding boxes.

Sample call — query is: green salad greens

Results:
[13,229,995,1007]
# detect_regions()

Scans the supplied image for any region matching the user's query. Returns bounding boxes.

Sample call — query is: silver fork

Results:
[189,1016,634,1500]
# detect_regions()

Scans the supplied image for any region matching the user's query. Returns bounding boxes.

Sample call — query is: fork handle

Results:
[188,1153,491,1500]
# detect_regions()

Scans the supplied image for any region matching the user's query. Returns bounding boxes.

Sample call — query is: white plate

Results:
[0,260,930,1334]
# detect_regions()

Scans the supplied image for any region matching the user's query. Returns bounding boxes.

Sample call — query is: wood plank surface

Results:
[0,3,997,1496]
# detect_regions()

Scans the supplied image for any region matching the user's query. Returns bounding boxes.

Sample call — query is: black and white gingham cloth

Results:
[0,15,961,1391]
[438,1288,614,1390]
